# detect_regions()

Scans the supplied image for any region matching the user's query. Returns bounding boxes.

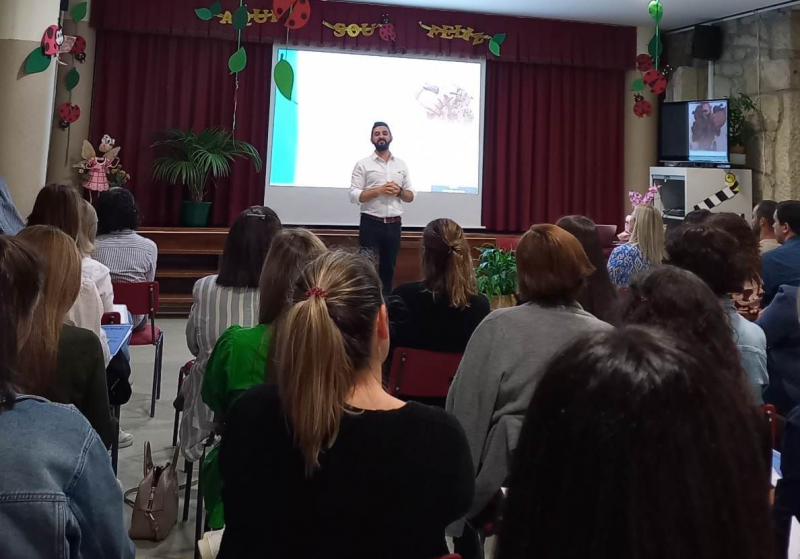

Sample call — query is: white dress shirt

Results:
[65,278,111,366]
[350,152,414,219]
[82,257,114,313]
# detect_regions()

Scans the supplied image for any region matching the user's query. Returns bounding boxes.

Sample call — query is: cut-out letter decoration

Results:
[419,22,506,56]
[322,21,378,38]
[274,55,295,101]
[273,0,311,30]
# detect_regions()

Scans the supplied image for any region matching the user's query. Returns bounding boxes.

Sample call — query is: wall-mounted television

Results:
[659,99,730,164]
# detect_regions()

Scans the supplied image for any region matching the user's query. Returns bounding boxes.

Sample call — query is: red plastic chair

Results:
[386,348,463,401]
[111,282,164,418]
[495,237,519,251]
[101,312,122,325]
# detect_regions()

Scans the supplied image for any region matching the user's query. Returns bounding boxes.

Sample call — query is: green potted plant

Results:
[151,127,262,227]
[728,93,756,157]
[476,246,517,309]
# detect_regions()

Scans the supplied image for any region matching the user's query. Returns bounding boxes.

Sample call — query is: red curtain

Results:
[90,33,272,226]
[482,61,625,232]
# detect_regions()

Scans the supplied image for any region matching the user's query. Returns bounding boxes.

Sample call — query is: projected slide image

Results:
[689,101,728,160]
[269,49,482,194]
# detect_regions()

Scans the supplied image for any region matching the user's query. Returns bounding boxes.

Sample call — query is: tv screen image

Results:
[688,101,728,162]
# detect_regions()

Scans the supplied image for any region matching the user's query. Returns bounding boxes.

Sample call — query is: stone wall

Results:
[664,8,800,201]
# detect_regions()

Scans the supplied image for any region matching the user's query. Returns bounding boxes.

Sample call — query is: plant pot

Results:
[731,145,745,154]
[181,201,212,227]
[490,294,516,310]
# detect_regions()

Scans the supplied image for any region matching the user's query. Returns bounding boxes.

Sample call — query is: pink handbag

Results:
[128,442,180,541]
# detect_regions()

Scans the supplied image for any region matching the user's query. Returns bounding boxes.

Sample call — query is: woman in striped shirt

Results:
[180,206,281,461]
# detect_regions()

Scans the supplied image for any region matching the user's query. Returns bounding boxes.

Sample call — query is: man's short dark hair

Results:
[682,209,711,226]
[96,188,139,235]
[372,121,391,134]
[665,225,747,296]
[776,201,800,235]
[756,200,778,227]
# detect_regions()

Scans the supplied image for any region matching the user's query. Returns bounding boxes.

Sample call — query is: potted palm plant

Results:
[476,246,517,309]
[151,128,262,227]
[728,93,756,163]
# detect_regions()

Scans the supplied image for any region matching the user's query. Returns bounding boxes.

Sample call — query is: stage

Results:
[141,227,507,314]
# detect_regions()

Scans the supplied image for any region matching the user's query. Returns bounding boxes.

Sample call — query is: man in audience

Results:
[752,200,779,254]
[93,188,157,330]
[666,225,768,404]
[762,200,800,306]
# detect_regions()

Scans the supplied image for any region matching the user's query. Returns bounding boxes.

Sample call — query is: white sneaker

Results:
[118,428,134,448]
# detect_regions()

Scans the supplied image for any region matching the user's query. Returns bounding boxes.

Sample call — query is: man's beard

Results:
[374,140,391,152]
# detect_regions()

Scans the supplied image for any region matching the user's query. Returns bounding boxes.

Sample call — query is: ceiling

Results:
[333,0,790,30]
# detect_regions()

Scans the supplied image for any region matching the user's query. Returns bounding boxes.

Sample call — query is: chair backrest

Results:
[101,312,122,325]
[596,224,618,248]
[495,237,519,251]
[386,348,463,399]
[112,282,160,316]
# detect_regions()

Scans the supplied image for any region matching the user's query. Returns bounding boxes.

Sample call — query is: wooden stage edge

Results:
[140,227,516,315]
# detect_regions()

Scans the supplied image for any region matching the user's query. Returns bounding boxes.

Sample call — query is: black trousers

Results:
[359,215,402,295]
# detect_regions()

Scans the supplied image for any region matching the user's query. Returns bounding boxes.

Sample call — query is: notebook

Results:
[102,324,133,358]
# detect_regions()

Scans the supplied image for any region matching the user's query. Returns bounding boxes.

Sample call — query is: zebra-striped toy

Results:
[693,173,740,211]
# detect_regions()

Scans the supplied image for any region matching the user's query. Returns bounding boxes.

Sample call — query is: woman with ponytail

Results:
[390,218,490,355]
[218,251,475,559]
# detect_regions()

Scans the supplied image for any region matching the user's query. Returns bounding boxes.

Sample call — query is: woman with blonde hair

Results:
[390,218,490,357]
[200,228,326,529]
[607,204,665,287]
[75,199,114,312]
[16,226,116,448]
[218,251,474,558]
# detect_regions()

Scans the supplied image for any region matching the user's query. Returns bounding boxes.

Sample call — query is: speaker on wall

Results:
[693,25,723,61]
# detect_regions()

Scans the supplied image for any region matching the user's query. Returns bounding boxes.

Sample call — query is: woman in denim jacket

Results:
[0,235,134,559]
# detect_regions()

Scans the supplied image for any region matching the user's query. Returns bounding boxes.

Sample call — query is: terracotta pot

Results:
[490,294,516,310]
[731,145,745,154]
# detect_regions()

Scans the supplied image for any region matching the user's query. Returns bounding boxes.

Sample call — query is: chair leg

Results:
[111,405,121,475]
[156,334,164,400]
[150,352,158,418]
[194,448,206,559]
[183,459,193,522]
[173,368,185,447]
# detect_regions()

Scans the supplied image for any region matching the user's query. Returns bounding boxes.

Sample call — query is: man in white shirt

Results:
[350,122,415,294]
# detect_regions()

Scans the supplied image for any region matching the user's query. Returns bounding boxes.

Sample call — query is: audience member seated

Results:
[27,183,82,240]
[26,186,112,362]
[682,208,712,225]
[0,176,25,235]
[762,200,800,306]
[201,227,326,529]
[709,212,764,321]
[16,226,116,448]
[556,215,618,323]
[753,200,780,254]
[75,199,114,312]
[93,188,158,330]
[446,224,612,538]
[666,224,769,404]
[756,285,800,414]
[497,327,772,559]
[390,218,490,356]
[0,235,134,559]
[607,204,664,288]
[622,266,753,389]
[180,206,281,462]
[218,251,474,559]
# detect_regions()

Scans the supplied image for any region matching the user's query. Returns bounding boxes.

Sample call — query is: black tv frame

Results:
[658,99,731,165]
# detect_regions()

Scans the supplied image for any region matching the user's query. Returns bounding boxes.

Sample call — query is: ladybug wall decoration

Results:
[58,102,81,130]
[42,25,64,56]
[633,94,652,118]
[379,14,396,42]
[273,0,311,30]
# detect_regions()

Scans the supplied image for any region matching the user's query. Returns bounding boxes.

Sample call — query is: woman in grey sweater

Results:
[447,224,613,534]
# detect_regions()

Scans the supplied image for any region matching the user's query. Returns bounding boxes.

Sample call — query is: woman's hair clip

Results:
[306,287,328,299]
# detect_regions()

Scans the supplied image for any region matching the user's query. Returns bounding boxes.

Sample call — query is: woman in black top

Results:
[390,218,490,353]
[219,251,475,559]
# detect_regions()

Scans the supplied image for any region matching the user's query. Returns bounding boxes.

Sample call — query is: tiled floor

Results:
[120,318,196,559]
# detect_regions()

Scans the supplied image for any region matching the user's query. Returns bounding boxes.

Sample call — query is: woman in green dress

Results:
[201,228,327,528]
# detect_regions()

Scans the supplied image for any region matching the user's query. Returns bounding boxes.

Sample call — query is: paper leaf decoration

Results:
[209,1,223,15]
[488,40,501,57]
[65,67,80,90]
[274,57,295,101]
[24,46,52,74]
[648,35,663,60]
[648,1,664,23]
[233,5,250,30]
[229,47,247,74]
[492,33,506,45]
[631,78,644,92]
[195,7,213,20]
[72,2,88,23]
